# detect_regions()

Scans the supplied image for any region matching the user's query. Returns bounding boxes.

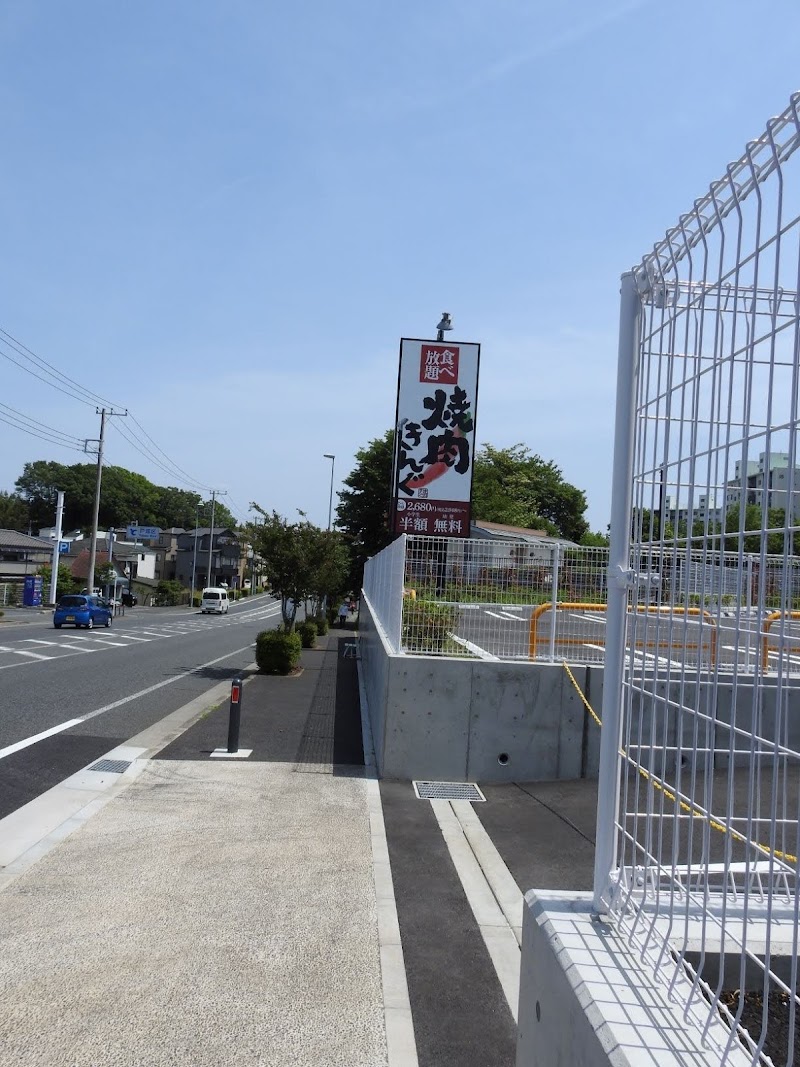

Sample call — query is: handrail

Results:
[761,611,800,670]
[529,602,717,665]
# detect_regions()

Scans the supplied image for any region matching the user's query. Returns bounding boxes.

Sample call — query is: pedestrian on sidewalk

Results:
[338,600,349,627]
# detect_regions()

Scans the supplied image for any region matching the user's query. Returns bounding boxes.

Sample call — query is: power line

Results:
[0,322,227,500]
[0,327,120,409]
[109,420,212,493]
[0,403,85,452]
[0,402,84,446]
[127,414,211,491]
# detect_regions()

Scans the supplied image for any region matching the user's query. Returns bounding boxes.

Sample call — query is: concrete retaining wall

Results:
[360,595,604,782]
[359,597,800,783]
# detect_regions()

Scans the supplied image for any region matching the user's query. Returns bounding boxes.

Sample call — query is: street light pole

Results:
[324,454,335,531]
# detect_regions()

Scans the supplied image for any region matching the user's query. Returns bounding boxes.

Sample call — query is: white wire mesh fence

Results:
[362,532,406,651]
[363,534,800,676]
[595,93,800,1067]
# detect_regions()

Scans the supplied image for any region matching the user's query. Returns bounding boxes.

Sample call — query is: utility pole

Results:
[205,489,226,588]
[190,504,200,607]
[86,407,127,595]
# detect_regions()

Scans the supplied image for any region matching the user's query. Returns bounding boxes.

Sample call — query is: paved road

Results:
[0,594,283,820]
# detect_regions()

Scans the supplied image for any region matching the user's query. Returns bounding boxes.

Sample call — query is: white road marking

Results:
[485,610,512,621]
[450,635,499,660]
[0,719,85,759]
[0,645,49,660]
[77,637,131,648]
[0,643,256,756]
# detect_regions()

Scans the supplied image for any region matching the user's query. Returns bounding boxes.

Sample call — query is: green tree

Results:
[335,430,395,589]
[95,562,116,592]
[248,509,348,629]
[14,459,237,532]
[0,490,30,532]
[37,562,80,600]
[472,443,589,542]
[580,529,610,547]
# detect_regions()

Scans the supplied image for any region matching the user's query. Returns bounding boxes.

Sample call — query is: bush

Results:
[241,587,250,597]
[297,620,317,648]
[313,613,329,636]
[401,599,459,653]
[155,580,186,606]
[255,629,302,674]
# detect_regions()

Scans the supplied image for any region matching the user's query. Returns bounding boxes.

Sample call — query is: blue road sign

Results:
[127,525,160,540]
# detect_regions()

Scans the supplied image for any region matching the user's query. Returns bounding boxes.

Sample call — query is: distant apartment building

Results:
[666,452,800,529]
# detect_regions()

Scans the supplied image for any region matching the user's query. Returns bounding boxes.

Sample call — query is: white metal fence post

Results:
[388,533,407,652]
[548,542,560,663]
[593,270,640,913]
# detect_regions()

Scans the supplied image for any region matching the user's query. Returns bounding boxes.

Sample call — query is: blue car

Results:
[54,594,113,630]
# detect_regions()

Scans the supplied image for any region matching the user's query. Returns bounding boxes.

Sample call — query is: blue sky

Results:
[1,1,799,533]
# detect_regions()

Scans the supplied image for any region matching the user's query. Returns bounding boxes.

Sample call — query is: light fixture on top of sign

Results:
[435,313,452,341]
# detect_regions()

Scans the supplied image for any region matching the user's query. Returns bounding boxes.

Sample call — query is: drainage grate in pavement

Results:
[413,781,486,802]
[88,758,132,774]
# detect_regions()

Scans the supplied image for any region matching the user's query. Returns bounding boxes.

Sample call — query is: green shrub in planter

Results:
[297,620,318,648]
[401,599,459,653]
[313,613,329,636]
[255,629,302,674]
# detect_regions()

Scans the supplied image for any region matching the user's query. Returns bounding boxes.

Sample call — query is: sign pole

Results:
[49,490,65,605]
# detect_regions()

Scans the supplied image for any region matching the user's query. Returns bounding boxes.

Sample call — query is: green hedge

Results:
[297,621,318,648]
[313,613,329,636]
[255,629,302,674]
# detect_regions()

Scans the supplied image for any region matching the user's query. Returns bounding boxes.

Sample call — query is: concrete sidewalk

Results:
[0,629,600,1066]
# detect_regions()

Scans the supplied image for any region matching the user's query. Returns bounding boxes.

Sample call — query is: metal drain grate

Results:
[413,781,486,802]
[89,758,132,774]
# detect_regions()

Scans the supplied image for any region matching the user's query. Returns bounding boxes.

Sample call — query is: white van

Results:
[200,587,230,614]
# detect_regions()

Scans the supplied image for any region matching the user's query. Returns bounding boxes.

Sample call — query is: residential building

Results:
[0,530,55,582]
[153,527,186,581]
[174,528,244,589]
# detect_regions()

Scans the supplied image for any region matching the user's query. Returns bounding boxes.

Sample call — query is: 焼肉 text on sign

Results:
[391,337,480,538]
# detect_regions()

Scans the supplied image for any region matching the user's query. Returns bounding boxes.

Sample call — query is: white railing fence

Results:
[595,93,800,1067]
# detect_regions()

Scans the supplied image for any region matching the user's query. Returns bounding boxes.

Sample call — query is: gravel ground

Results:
[720,988,799,1066]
